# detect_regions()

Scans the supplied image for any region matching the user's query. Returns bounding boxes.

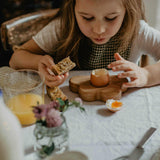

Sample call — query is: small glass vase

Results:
[34,115,69,159]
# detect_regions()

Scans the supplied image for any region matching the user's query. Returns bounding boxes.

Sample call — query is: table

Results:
[23,70,160,160]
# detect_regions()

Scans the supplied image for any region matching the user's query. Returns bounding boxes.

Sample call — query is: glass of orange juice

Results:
[2,69,45,126]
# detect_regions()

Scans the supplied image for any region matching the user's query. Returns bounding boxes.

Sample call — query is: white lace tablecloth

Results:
[23,70,160,160]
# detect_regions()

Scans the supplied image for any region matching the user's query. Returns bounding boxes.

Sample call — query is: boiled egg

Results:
[90,68,109,87]
[106,99,123,112]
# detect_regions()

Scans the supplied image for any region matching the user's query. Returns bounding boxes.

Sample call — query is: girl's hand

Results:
[108,53,149,89]
[38,55,69,87]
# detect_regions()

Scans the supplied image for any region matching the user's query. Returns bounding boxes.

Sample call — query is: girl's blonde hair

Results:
[118,0,146,52]
[54,0,146,63]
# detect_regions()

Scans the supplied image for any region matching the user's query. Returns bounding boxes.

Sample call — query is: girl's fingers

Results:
[60,72,69,83]
[47,68,55,76]
[108,53,126,69]
[42,55,55,67]
[38,55,70,87]
[108,60,124,67]
[118,71,137,78]
[45,72,69,88]
[111,63,132,72]
[39,64,48,78]
[46,80,61,87]
[122,80,138,88]
[45,74,58,81]
[114,53,124,61]
[46,77,64,87]
[122,78,146,88]
[63,72,69,78]
[55,72,69,80]
[39,55,55,76]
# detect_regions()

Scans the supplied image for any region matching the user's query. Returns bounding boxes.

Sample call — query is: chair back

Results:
[1,9,59,51]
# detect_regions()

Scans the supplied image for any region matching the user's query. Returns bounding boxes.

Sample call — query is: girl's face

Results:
[75,0,126,45]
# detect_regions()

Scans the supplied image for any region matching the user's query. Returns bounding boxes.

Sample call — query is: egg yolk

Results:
[111,101,122,108]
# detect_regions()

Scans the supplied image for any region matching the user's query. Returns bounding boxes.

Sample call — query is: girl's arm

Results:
[9,39,47,70]
[9,39,69,88]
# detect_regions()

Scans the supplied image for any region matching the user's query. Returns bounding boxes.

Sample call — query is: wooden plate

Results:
[69,75,128,102]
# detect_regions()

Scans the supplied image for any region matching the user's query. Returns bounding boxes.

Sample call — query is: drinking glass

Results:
[2,69,45,126]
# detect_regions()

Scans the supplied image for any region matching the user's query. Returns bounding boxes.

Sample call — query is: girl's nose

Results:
[93,22,106,34]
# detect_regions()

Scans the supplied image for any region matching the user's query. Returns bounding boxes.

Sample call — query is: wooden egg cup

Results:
[69,75,128,102]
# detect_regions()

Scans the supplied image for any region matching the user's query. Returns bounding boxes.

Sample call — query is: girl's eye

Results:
[105,17,117,21]
[82,16,94,21]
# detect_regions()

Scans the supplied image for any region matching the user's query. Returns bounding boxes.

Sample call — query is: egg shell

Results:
[106,99,122,112]
[90,69,109,87]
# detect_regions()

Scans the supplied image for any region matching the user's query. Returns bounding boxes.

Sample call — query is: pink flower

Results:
[33,98,84,128]
[48,100,60,110]
[75,97,83,106]
[33,104,47,119]
[46,108,63,128]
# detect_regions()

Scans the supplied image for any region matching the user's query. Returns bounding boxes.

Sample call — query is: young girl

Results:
[9,0,160,89]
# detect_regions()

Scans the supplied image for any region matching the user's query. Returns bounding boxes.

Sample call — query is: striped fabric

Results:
[78,34,131,70]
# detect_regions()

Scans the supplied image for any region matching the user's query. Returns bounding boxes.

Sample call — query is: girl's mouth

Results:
[93,38,106,43]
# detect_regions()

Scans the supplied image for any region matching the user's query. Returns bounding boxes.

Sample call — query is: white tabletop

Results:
[23,70,160,160]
